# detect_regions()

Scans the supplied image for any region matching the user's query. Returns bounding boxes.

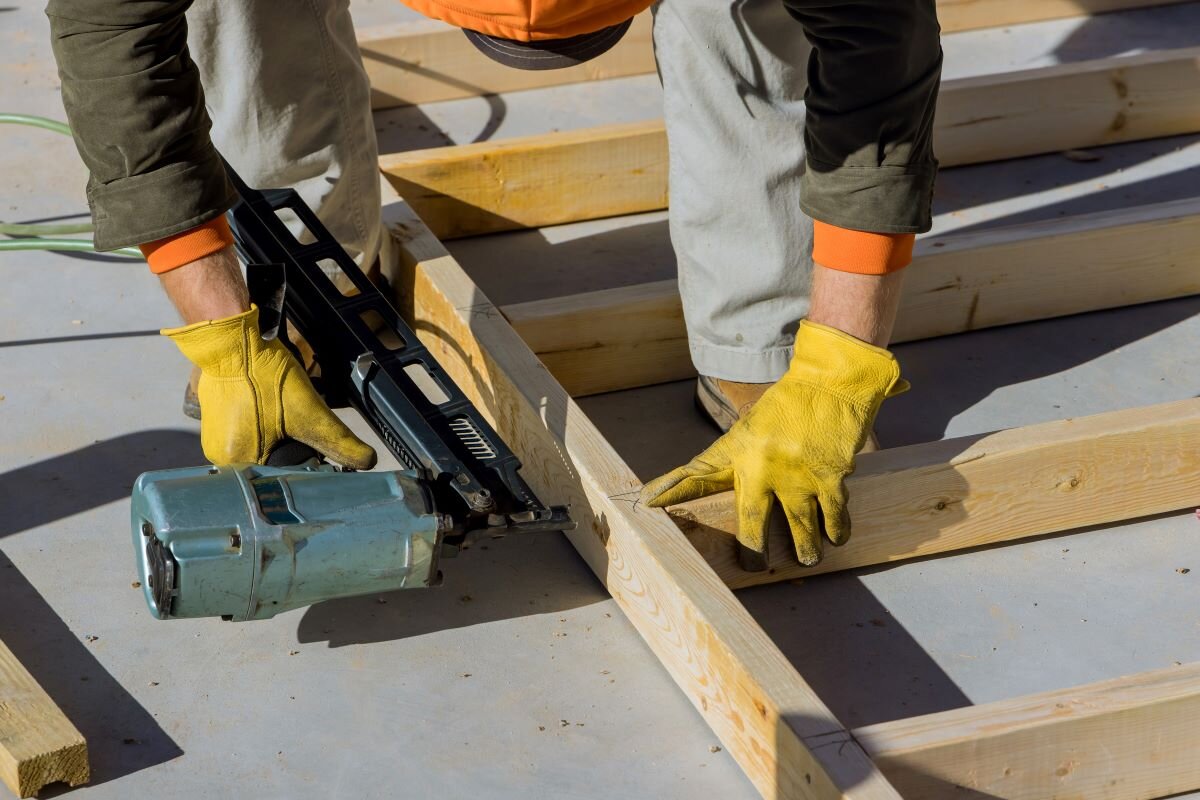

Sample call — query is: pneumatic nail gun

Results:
[130,164,572,621]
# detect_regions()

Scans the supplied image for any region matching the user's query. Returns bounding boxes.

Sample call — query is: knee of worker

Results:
[653,0,811,108]
[186,0,382,293]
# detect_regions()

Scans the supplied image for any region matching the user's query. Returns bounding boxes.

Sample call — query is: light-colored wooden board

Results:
[381,180,903,799]
[359,1,1190,109]
[380,119,668,240]
[503,197,1200,397]
[672,397,1200,589]
[505,279,686,397]
[934,46,1200,164]
[935,0,1190,32]
[0,639,88,798]
[855,662,1200,799]
[360,14,657,110]
[380,47,1200,240]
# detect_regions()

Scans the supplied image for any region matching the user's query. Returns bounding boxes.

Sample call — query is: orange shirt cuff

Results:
[139,216,235,275]
[812,220,915,276]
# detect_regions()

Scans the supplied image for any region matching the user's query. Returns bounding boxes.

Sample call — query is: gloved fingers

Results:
[734,477,774,572]
[780,494,823,566]
[817,481,852,546]
[290,410,378,470]
[640,456,733,508]
[284,378,378,470]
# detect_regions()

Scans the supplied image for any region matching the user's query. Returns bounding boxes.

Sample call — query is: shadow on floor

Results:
[1050,3,1200,62]
[0,552,183,793]
[0,430,203,540]
[297,529,607,646]
[0,431,203,789]
[885,293,1200,447]
[742,572,973,729]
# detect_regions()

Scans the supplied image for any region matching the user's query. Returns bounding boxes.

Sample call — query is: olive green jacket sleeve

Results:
[46,0,235,251]
[783,0,943,234]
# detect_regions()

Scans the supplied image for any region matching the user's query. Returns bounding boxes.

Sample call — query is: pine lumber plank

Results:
[936,0,1190,31]
[672,397,1200,590]
[359,1,1189,109]
[360,14,657,110]
[505,279,686,397]
[380,180,903,800]
[380,120,668,240]
[854,663,1200,799]
[503,197,1200,397]
[0,639,88,798]
[935,46,1200,164]
[380,47,1200,240]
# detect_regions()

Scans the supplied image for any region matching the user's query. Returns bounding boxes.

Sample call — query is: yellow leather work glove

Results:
[641,320,907,570]
[163,306,377,469]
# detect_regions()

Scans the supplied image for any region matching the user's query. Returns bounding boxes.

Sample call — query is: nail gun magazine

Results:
[130,164,573,621]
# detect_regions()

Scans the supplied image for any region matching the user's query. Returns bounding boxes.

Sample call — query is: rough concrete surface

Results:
[1,1,1199,798]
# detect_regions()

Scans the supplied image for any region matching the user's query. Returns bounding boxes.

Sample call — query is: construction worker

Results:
[46,0,940,571]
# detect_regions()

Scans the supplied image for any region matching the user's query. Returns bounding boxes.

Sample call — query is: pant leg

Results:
[186,0,383,291]
[653,0,812,383]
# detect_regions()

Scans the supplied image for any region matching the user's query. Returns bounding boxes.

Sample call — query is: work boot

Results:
[181,255,388,421]
[695,375,880,452]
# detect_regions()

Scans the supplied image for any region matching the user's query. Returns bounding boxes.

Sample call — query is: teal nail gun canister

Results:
[129,163,572,622]
[132,464,447,621]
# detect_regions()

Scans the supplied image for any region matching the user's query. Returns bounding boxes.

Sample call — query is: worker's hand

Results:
[163,306,377,469]
[641,321,907,569]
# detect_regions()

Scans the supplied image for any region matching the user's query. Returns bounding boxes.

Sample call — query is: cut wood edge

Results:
[380,179,903,799]
[359,1,1192,108]
[0,639,89,798]
[503,197,1200,396]
[855,662,1200,799]
[379,46,1200,239]
[360,13,657,109]
[673,397,1200,589]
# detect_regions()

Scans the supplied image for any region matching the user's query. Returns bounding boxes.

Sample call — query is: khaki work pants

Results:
[188,0,813,381]
[187,0,384,290]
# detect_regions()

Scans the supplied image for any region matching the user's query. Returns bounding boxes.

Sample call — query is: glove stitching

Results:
[272,357,289,457]
[242,325,267,463]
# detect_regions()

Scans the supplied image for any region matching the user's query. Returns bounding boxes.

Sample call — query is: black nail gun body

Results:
[129,165,572,621]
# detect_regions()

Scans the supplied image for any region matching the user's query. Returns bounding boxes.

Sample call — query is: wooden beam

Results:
[380,47,1200,240]
[503,197,1200,397]
[360,1,1189,109]
[672,397,1200,590]
[380,180,903,799]
[381,120,667,240]
[935,0,1190,32]
[360,14,657,110]
[0,639,88,798]
[855,663,1200,799]
[505,279,686,397]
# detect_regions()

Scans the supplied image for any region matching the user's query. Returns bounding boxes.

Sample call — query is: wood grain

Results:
[935,0,1190,32]
[856,663,1200,799]
[380,120,668,240]
[503,197,1200,396]
[381,180,903,799]
[360,14,657,110]
[380,47,1200,240]
[0,639,88,798]
[359,1,1190,109]
[672,398,1200,589]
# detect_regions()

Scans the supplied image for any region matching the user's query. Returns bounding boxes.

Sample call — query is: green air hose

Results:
[0,112,143,259]
[0,238,142,257]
